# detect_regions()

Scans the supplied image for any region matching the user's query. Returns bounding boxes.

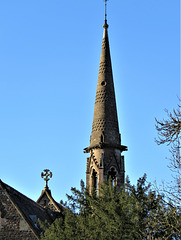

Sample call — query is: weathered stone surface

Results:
[0,181,37,239]
[0,180,62,240]
[85,20,127,194]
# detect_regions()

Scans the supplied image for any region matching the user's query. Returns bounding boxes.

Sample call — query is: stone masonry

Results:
[84,20,127,194]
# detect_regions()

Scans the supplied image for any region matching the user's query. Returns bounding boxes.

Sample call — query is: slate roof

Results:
[0,179,62,239]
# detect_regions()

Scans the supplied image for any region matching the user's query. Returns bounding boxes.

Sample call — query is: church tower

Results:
[84,2,127,194]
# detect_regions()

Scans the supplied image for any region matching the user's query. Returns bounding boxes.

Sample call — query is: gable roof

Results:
[37,188,63,213]
[0,179,61,239]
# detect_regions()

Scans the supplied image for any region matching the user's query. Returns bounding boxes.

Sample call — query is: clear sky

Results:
[0,0,180,202]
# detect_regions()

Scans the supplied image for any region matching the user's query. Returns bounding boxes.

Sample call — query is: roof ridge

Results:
[0,179,45,211]
[0,179,40,239]
[45,190,63,212]
[37,188,62,213]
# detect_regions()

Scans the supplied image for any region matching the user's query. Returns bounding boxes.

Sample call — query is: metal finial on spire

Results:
[105,0,108,21]
[103,0,109,29]
[41,169,52,189]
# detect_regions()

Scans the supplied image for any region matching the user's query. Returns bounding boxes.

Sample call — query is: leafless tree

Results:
[155,101,181,206]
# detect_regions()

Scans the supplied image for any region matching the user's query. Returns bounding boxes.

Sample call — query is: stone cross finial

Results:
[41,169,52,189]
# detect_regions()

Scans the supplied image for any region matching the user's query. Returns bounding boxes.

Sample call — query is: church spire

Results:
[89,19,119,149]
[86,4,126,152]
[85,3,127,194]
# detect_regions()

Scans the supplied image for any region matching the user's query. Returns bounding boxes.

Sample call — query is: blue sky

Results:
[0,0,180,202]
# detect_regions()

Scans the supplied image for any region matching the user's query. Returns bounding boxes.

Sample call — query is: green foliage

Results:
[41,175,180,240]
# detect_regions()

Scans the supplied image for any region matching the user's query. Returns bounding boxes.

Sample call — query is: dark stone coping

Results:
[84,143,128,153]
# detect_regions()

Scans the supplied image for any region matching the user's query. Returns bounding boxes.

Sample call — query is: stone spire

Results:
[84,4,127,194]
[85,20,127,152]
[91,20,119,148]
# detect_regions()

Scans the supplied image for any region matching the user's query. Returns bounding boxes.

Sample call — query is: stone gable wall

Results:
[0,184,38,240]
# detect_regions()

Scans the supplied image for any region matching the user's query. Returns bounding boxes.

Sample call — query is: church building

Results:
[0,2,127,239]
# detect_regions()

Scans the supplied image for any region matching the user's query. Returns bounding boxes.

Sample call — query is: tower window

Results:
[92,169,98,194]
[100,134,104,143]
[108,167,117,186]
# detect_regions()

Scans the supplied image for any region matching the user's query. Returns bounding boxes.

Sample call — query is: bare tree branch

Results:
[155,100,181,207]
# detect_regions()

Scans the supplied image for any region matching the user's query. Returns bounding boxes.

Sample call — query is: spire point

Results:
[103,0,109,29]
[104,0,108,21]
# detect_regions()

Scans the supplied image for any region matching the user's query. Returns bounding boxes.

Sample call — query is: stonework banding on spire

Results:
[84,7,127,194]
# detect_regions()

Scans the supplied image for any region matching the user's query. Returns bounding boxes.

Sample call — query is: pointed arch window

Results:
[92,169,98,194]
[108,167,117,186]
